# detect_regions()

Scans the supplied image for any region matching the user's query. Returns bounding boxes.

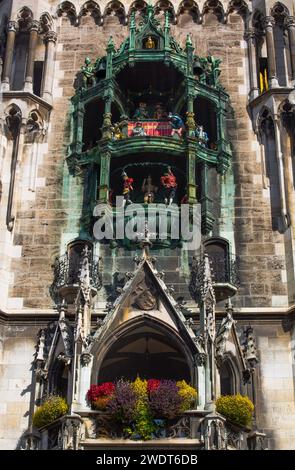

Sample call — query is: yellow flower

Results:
[177,380,197,411]
[216,394,254,427]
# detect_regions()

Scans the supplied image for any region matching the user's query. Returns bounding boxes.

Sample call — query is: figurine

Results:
[145,36,156,49]
[141,174,158,204]
[122,171,134,206]
[154,103,167,120]
[196,125,209,147]
[207,55,221,87]
[133,102,149,120]
[132,122,146,137]
[160,166,177,206]
[168,112,184,138]
[81,57,95,89]
[111,123,123,140]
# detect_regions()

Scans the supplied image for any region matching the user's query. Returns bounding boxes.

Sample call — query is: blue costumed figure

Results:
[168,112,184,138]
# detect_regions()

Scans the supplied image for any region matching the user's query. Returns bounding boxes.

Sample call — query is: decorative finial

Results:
[186,33,192,47]
[164,11,170,29]
[130,11,136,29]
[107,35,115,50]
[147,3,153,20]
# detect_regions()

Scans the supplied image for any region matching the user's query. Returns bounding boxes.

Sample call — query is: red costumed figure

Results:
[160,166,177,206]
[122,171,134,206]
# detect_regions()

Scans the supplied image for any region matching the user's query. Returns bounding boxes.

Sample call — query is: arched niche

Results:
[109,153,186,205]
[49,357,69,398]
[194,96,218,149]
[219,355,239,395]
[259,108,281,230]
[92,318,195,385]
[82,99,121,150]
[204,237,231,283]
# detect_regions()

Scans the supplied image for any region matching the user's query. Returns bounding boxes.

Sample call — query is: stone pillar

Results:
[279,116,295,227]
[2,21,18,91]
[245,28,259,100]
[24,21,39,92]
[41,31,57,103]
[286,16,295,84]
[98,151,111,202]
[263,16,278,88]
[78,353,93,409]
[274,115,288,229]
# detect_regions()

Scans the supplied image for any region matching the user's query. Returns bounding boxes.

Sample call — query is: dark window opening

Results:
[220,361,234,396]
[33,61,44,96]
[259,57,268,93]
[193,97,218,149]
[204,237,230,284]
[50,360,68,399]
[109,152,186,205]
[11,32,29,90]
[82,100,121,151]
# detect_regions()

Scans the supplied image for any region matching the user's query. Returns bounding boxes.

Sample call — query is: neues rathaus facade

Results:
[0,0,295,451]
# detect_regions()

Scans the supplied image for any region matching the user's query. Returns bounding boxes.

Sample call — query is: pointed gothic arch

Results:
[219,353,240,395]
[57,1,78,25]
[128,0,148,20]
[39,12,54,34]
[270,2,289,23]
[226,0,249,23]
[79,1,102,25]
[91,316,195,384]
[177,0,200,25]
[202,0,225,24]
[154,0,176,24]
[16,6,33,30]
[103,1,126,25]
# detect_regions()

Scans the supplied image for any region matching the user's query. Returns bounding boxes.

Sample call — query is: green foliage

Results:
[33,396,68,429]
[216,394,254,427]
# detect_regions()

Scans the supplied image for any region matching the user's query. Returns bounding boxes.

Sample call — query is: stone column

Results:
[274,115,288,229]
[41,31,57,103]
[279,115,295,227]
[245,28,259,100]
[24,21,39,92]
[286,16,295,84]
[263,16,278,88]
[1,21,18,91]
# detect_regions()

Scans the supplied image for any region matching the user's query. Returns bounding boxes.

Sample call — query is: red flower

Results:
[86,382,115,403]
[147,379,161,393]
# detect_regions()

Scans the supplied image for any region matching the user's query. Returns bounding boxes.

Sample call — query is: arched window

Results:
[204,237,230,283]
[271,3,290,86]
[67,239,93,285]
[50,357,69,398]
[252,10,268,94]
[259,109,281,230]
[193,97,217,149]
[220,358,237,395]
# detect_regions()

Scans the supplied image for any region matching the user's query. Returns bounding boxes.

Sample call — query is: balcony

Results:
[208,254,239,302]
[50,248,101,303]
[24,411,267,450]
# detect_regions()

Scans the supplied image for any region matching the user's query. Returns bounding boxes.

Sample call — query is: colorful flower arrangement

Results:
[86,378,197,440]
